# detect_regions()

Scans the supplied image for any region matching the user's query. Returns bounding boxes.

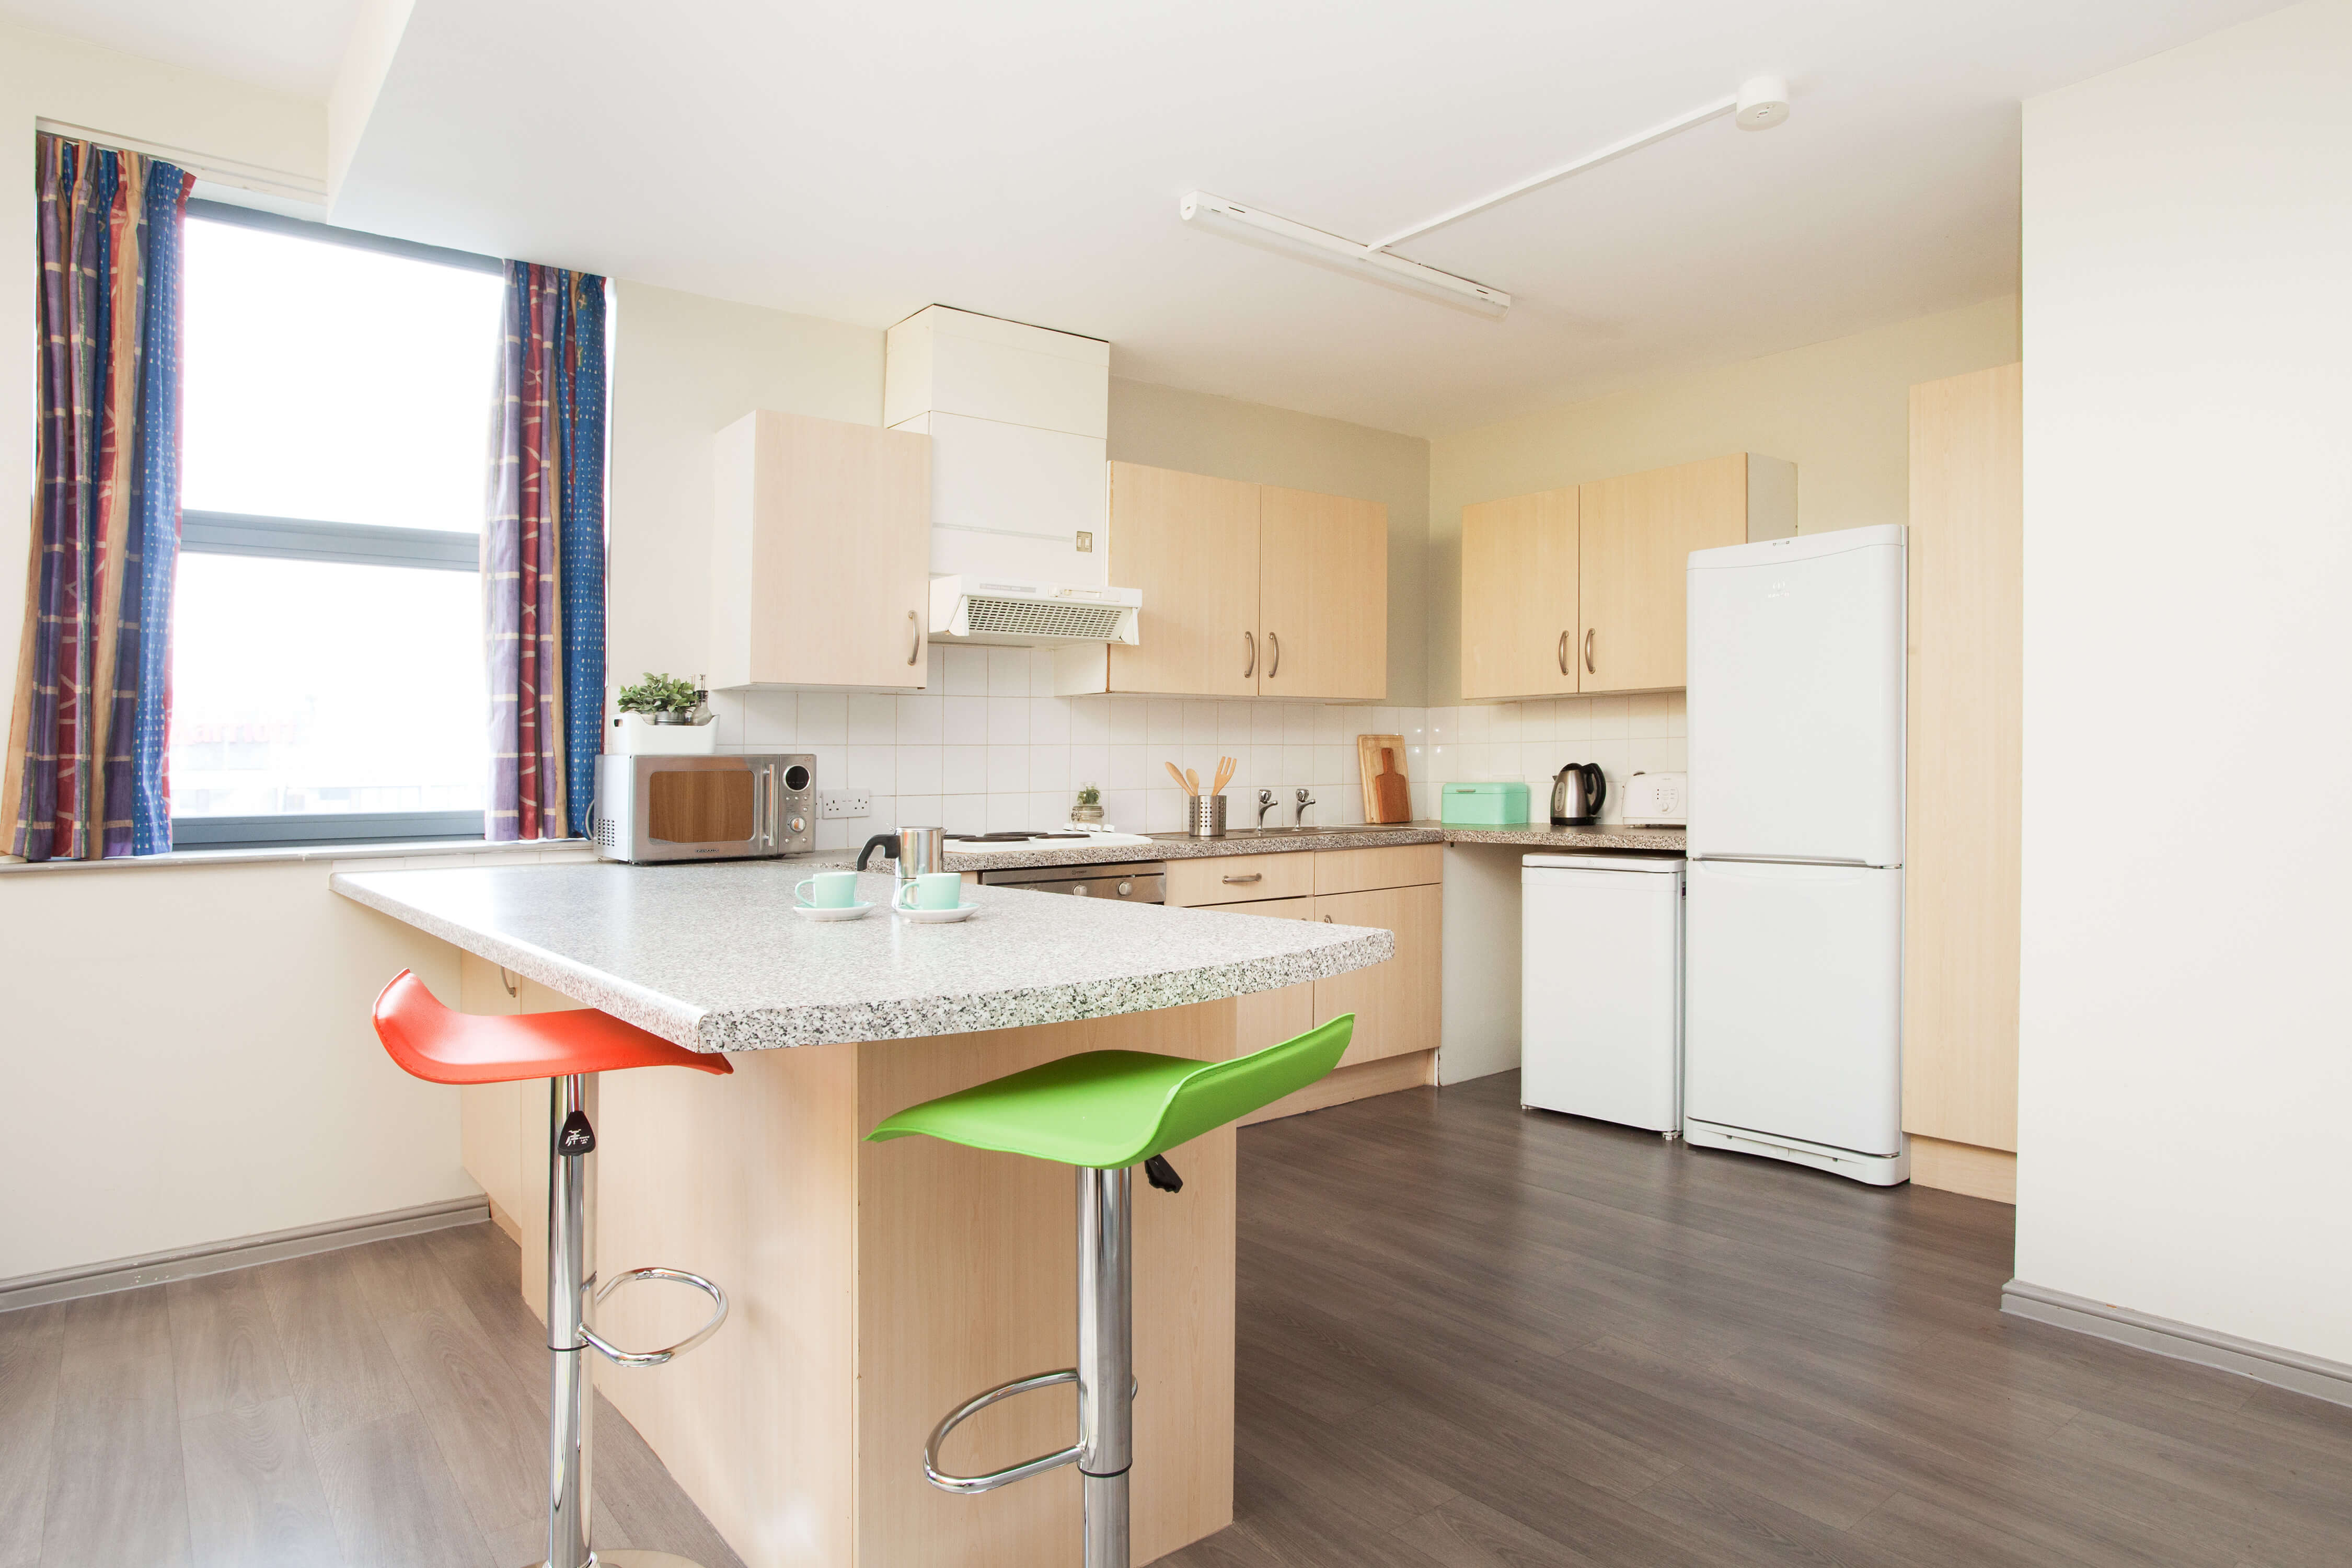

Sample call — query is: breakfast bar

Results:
[331,862,1392,1568]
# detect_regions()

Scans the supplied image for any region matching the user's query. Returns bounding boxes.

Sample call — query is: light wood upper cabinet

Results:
[709,409,931,691]
[1458,452,1794,699]
[1903,363,2023,1156]
[1068,462,1388,699]
[1459,486,1578,700]
[1576,454,1753,694]
[1258,486,1387,700]
[1105,462,1261,698]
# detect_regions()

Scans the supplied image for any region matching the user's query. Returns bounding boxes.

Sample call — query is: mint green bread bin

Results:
[1440,781,1530,826]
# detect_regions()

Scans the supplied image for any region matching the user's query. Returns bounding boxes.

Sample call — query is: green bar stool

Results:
[868,1013,1355,1568]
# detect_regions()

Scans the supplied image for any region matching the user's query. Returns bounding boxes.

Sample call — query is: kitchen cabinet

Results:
[1257,486,1388,699]
[1102,463,1261,698]
[1460,486,1579,700]
[1061,462,1388,699]
[709,409,931,691]
[1312,883,1443,1069]
[1903,363,2022,1202]
[1457,453,1794,699]
[1166,843,1441,1086]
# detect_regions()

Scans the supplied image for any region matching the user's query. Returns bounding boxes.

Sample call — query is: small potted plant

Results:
[1072,782,1103,824]
[612,673,716,755]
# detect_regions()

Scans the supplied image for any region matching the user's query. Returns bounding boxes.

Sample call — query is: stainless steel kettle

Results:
[1550,763,1606,826]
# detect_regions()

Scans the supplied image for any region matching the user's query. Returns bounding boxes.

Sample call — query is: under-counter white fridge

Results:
[1520,854,1685,1133]
[1683,523,1909,1185]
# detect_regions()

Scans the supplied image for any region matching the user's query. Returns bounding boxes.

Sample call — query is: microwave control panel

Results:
[776,754,816,852]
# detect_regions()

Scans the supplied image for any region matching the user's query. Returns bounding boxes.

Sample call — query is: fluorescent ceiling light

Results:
[1179,192,1511,319]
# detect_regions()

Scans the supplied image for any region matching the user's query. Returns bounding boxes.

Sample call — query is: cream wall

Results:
[1424,294,2020,706]
[2013,0,2352,1364]
[1109,376,1432,709]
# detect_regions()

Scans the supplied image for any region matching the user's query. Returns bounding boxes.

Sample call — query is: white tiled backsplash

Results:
[708,647,1683,848]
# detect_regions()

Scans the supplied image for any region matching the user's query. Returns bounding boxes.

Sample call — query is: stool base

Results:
[525,1554,712,1567]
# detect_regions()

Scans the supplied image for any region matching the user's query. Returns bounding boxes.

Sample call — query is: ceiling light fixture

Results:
[1178,191,1511,318]
[1178,74,1790,321]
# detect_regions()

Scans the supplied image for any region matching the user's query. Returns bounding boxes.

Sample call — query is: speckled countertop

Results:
[331,863,1393,1054]
[920,820,1684,871]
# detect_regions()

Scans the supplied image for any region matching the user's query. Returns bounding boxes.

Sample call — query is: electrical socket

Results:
[818,790,871,820]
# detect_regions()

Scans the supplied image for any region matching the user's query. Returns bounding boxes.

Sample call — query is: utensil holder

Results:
[1186,795,1227,838]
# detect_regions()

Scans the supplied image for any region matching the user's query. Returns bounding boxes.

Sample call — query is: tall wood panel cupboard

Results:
[1057,462,1388,700]
[709,409,932,691]
[1903,363,2023,1204]
[1459,453,1794,699]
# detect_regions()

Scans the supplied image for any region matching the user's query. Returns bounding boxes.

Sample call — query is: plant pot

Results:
[610,711,718,756]
[1071,803,1104,823]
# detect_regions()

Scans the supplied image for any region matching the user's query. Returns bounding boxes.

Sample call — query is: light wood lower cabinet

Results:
[1311,883,1442,1069]
[1167,844,1442,1078]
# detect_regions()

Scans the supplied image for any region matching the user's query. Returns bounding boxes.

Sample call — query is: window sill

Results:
[0,838,601,877]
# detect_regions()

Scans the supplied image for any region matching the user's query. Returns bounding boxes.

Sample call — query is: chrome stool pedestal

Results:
[535,1074,728,1568]
[924,1165,1136,1568]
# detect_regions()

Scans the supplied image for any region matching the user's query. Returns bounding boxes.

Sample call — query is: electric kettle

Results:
[1550,763,1606,826]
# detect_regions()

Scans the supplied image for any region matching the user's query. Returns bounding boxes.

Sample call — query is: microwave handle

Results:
[753,767,771,848]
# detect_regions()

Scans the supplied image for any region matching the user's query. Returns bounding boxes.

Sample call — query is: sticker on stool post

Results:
[559,1110,596,1156]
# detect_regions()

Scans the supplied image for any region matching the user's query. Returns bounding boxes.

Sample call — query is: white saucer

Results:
[893,903,981,923]
[792,902,875,922]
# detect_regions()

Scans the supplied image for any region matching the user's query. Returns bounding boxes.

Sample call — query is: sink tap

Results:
[1256,788,1278,828]
[1294,788,1317,828]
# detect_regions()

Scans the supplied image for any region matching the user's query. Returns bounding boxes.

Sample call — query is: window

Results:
[171,202,506,846]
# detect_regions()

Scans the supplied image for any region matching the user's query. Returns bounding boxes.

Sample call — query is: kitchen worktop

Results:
[924,819,1685,870]
[331,863,1391,1053]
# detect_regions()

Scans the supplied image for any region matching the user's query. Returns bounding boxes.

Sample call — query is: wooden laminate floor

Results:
[1165,1073,2352,1568]
[0,1217,745,1568]
[7,1074,2349,1566]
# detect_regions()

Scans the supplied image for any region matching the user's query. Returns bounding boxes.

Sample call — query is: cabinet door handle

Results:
[1321,914,1332,923]
[1222,872,1262,884]
[1267,632,1281,678]
[1242,630,1256,678]
[1558,630,1569,675]
[907,610,921,667]
[1584,629,1595,674]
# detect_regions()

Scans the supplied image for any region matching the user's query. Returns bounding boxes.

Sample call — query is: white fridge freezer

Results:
[1681,860,1905,1178]
[1520,855,1685,1134]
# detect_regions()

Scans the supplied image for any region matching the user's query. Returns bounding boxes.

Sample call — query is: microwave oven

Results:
[592,753,814,863]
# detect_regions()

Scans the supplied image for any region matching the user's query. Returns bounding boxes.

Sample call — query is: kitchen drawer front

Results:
[1312,883,1442,1067]
[1312,843,1443,897]
[1167,851,1316,907]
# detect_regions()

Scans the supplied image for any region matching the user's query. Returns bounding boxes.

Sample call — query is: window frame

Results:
[169,200,502,851]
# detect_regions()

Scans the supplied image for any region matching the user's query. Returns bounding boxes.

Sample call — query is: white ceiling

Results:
[28,0,2290,435]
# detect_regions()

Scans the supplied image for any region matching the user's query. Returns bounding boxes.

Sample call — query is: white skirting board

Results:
[2003,1279,2352,1409]
[0,1195,490,1313]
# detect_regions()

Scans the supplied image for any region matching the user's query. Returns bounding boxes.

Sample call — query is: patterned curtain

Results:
[485,262,606,841]
[2,135,192,861]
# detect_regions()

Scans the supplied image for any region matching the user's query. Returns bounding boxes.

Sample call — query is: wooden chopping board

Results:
[1356,733,1412,823]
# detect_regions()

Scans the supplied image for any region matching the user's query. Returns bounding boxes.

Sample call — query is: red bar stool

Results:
[374,970,733,1568]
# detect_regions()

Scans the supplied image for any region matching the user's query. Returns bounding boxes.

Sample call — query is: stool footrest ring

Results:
[581,1266,729,1368]
[925,1369,1083,1494]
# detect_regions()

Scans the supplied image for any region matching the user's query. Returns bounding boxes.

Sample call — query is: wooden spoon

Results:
[1185,767,1200,797]
[1166,761,1194,795]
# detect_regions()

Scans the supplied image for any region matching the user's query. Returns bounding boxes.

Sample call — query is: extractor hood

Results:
[884,305,1143,646]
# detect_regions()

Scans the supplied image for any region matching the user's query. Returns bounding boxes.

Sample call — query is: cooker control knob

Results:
[1116,880,1134,897]
[1072,884,1090,897]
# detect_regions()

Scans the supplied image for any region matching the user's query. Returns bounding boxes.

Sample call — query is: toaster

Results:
[1620,771,1687,827]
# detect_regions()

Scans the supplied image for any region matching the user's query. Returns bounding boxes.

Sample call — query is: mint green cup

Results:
[896,871,963,912]
[795,870,859,908]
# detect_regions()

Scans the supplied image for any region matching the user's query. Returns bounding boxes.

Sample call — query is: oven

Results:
[591,753,814,863]
[977,860,1167,903]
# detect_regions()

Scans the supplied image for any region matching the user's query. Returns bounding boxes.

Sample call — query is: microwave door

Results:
[644,766,758,848]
